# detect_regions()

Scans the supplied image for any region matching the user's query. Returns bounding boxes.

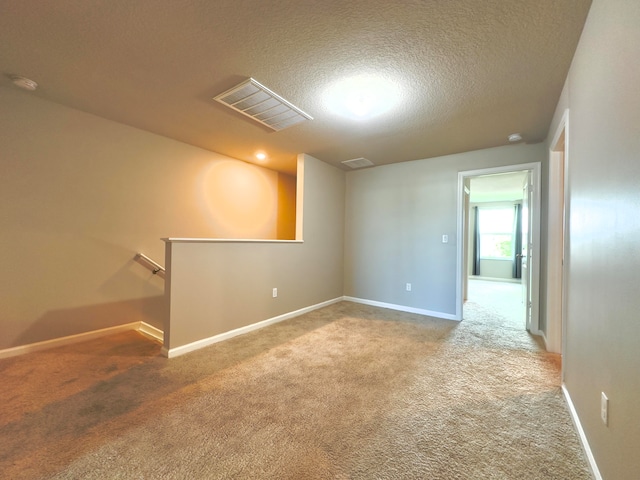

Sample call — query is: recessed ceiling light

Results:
[255,152,267,161]
[508,133,523,142]
[9,74,38,91]
[325,74,401,120]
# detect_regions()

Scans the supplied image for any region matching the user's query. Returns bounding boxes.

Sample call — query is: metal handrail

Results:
[134,253,165,278]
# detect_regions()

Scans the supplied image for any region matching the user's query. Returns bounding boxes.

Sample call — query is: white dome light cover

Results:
[325,74,401,120]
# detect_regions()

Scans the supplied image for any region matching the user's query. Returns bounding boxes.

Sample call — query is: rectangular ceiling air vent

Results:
[213,78,313,131]
[341,157,374,169]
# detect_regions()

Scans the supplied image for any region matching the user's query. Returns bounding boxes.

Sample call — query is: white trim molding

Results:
[546,108,570,356]
[162,297,343,358]
[343,296,459,321]
[562,384,603,480]
[456,162,542,333]
[540,331,549,352]
[3,296,456,361]
[138,322,164,343]
[0,321,162,360]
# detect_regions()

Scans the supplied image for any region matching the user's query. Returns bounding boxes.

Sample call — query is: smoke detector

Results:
[508,133,523,142]
[213,78,312,131]
[341,157,374,169]
[9,75,38,91]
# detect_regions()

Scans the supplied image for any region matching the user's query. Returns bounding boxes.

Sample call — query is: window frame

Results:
[475,203,519,261]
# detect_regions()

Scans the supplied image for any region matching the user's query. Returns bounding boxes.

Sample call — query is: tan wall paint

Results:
[164,154,345,350]
[277,172,297,240]
[0,87,296,350]
[475,260,514,280]
[546,0,640,477]
[201,160,278,239]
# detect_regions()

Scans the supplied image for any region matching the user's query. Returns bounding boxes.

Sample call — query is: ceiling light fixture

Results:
[325,74,401,120]
[255,152,267,161]
[9,74,38,91]
[213,78,312,131]
[508,133,523,142]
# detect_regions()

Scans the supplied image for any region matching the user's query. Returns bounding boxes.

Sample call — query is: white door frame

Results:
[456,162,542,335]
[546,109,570,357]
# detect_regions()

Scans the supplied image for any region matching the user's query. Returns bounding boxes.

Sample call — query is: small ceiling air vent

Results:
[213,78,313,131]
[341,157,374,169]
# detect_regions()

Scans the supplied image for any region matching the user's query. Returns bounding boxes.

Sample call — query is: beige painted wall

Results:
[475,260,514,280]
[0,87,296,350]
[277,172,297,240]
[200,159,294,240]
[164,154,345,351]
[344,143,545,317]
[545,0,640,477]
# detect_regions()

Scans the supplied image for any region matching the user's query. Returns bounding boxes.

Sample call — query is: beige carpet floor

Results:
[467,278,525,326]
[0,301,591,479]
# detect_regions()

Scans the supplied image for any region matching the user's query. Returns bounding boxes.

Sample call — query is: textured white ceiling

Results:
[0,0,591,174]
[470,171,528,203]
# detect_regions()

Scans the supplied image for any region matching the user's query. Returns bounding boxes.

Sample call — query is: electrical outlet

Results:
[272,288,278,298]
[406,283,412,292]
[442,234,449,243]
[601,392,609,426]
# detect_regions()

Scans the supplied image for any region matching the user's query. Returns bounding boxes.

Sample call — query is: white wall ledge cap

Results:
[161,238,303,244]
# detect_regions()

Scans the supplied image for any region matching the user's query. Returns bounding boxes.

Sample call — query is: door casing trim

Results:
[456,162,542,335]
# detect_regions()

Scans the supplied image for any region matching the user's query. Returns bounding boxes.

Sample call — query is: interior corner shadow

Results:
[12,295,164,351]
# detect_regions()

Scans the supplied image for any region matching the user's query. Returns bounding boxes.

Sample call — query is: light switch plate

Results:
[601,392,609,425]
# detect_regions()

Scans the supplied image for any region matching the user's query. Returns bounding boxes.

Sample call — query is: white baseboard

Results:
[529,327,543,337]
[540,330,549,350]
[162,297,343,358]
[138,322,163,343]
[0,322,140,360]
[0,321,165,359]
[343,296,460,321]
[2,295,454,360]
[562,384,602,480]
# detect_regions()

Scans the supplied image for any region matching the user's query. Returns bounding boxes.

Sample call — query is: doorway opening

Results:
[456,162,541,335]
